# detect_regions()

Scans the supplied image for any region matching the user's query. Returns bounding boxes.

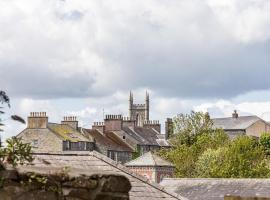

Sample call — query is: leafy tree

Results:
[0,91,32,168]
[171,111,214,146]
[159,111,229,177]
[196,136,269,178]
[0,90,25,137]
[195,147,226,177]
[259,132,270,155]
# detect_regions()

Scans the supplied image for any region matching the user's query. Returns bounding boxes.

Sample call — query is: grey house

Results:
[212,111,270,138]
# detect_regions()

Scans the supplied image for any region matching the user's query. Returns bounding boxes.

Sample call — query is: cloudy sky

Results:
[1,0,270,139]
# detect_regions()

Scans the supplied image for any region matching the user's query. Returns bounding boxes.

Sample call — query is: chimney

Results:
[28,112,48,129]
[143,120,161,133]
[165,118,173,140]
[104,114,123,132]
[62,116,78,130]
[232,110,238,119]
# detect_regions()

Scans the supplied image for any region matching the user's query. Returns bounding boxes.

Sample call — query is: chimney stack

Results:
[62,116,79,130]
[28,112,48,129]
[232,110,239,118]
[104,114,123,132]
[165,118,173,140]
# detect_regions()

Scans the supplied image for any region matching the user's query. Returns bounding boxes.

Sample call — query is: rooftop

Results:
[160,178,270,200]
[16,152,185,200]
[125,151,174,167]
[212,115,261,130]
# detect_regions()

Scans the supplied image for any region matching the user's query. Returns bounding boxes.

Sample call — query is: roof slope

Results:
[160,178,270,200]
[48,123,91,142]
[122,126,169,147]
[212,116,261,130]
[83,129,133,152]
[125,151,174,167]
[17,152,186,200]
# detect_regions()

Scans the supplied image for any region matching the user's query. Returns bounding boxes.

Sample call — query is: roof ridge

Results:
[212,115,259,120]
[90,151,184,200]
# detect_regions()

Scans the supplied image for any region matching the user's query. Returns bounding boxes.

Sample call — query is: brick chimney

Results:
[61,116,78,130]
[104,115,123,132]
[165,118,173,140]
[232,110,238,119]
[28,112,48,129]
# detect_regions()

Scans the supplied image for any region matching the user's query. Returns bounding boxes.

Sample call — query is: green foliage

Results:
[1,137,33,167]
[259,132,270,155]
[196,136,269,178]
[0,91,32,168]
[132,146,142,160]
[159,111,270,178]
[171,111,214,146]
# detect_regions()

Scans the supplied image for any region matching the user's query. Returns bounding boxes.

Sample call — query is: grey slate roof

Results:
[160,178,270,200]
[212,116,261,130]
[48,123,92,142]
[16,152,186,200]
[83,129,133,152]
[122,126,169,147]
[125,151,174,167]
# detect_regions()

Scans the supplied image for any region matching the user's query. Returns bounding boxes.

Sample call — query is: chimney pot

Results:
[232,110,239,118]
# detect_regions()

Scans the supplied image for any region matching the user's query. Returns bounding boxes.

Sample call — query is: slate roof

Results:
[212,116,261,130]
[83,129,132,152]
[160,178,270,200]
[47,123,91,142]
[125,151,174,167]
[16,152,186,200]
[122,126,169,147]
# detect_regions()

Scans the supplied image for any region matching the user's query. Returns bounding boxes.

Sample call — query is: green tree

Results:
[159,111,229,177]
[259,132,270,155]
[0,91,32,168]
[171,111,214,146]
[195,147,226,177]
[196,136,269,178]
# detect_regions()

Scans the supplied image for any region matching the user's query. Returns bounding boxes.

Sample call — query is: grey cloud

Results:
[1,0,270,99]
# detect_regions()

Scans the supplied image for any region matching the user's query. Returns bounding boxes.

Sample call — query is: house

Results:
[17,112,134,164]
[17,92,170,164]
[17,112,94,152]
[16,151,187,200]
[90,114,170,157]
[160,178,270,200]
[212,110,270,138]
[125,151,175,183]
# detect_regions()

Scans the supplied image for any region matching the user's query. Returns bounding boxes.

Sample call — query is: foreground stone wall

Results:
[225,196,270,200]
[0,168,131,200]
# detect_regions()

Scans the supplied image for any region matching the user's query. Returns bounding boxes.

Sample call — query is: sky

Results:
[2,0,270,140]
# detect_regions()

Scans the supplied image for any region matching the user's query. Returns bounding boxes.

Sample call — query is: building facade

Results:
[17,112,94,153]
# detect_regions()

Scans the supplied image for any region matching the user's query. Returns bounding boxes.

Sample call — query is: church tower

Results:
[129,91,150,127]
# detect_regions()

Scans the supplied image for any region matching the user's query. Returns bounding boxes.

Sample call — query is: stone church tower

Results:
[129,91,149,127]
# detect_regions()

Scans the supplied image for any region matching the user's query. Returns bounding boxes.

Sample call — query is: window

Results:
[32,140,38,148]
[123,135,126,140]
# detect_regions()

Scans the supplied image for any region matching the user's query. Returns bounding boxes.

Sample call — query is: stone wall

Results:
[17,128,63,153]
[0,168,131,200]
[246,120,270,137]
